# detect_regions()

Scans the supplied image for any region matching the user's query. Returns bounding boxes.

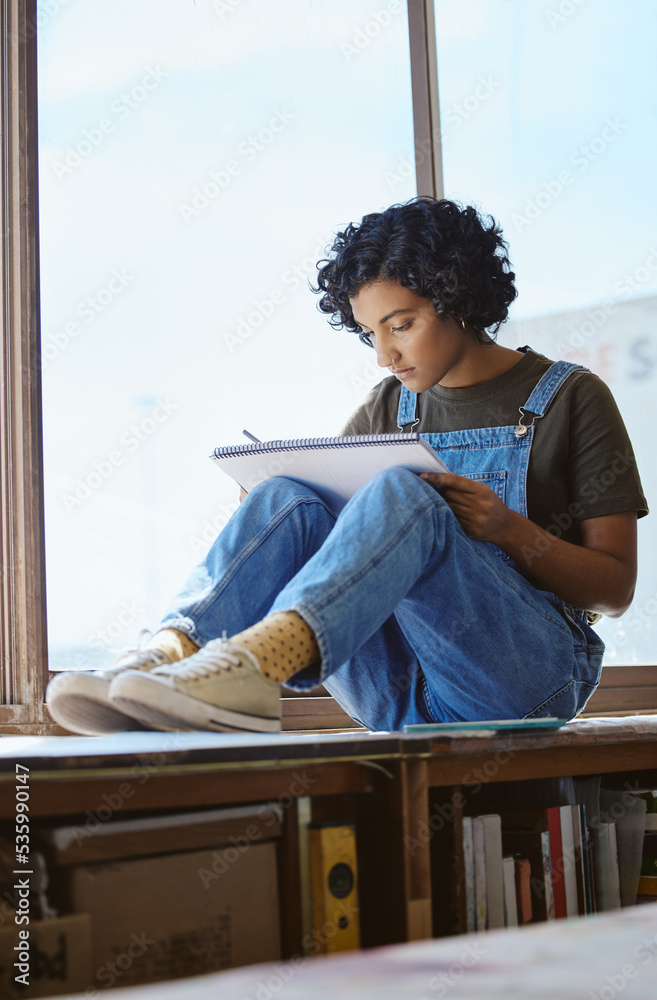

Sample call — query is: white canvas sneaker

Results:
[109,638,282,733]
[46,645,175,736]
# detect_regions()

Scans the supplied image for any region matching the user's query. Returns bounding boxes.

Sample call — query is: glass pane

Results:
[435,0,657,663]
[38,0,415,670]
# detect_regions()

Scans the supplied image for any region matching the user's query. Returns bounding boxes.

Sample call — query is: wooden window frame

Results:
[0,0,653,735]
[407,0,443,199]
[0,0,51,733]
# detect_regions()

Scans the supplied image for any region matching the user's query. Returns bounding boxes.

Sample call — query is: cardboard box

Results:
[63,841,280,989]
[39,803,282,867]
[0,914,91,999]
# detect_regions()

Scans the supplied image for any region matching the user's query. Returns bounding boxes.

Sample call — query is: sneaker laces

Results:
[152,636,248,682]
[109,629,173,673]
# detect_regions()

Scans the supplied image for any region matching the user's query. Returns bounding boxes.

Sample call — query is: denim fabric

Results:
[159,360,605,732]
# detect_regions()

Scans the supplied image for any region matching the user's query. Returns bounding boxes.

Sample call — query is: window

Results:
[434,0,656,665]
[37,0,419,674]
[2,1,652,733]
[1,0,437,729]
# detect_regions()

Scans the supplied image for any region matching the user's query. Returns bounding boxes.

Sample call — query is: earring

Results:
[460,318,466,331]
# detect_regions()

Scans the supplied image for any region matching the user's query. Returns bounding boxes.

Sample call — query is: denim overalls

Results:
[397,358,585,566]
[160,360,605,732]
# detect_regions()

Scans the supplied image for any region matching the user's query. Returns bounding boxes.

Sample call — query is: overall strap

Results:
[397,384,419,432]
[397,360,589,436]
[514,360,589,438]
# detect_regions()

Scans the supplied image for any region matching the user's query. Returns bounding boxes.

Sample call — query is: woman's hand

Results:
[420,471,637,618]
[420,472,512,543]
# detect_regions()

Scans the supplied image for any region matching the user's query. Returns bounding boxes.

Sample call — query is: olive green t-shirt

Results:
[339,347,648,546]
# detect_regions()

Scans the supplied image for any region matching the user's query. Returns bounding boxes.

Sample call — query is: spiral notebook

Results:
[210,433,448,514]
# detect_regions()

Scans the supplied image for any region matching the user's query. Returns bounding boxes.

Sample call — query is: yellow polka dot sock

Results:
[229,611,320,683]
[146,628,200,662]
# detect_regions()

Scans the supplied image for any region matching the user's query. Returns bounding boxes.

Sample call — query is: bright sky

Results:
[435,0,657,315]
[38,0,417,660]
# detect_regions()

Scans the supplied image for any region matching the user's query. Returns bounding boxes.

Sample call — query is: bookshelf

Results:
[420,718,657,935]
[1,718,657,966]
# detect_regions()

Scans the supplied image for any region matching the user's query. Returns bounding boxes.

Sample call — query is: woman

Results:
[47,198,648,735]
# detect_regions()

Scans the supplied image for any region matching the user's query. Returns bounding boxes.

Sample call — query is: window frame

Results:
[0,0,50,733]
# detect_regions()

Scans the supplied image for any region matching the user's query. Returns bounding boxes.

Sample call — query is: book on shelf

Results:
[502,856,518,927]
[514,858,533,925]
[462,816,476,933]
[473,817,487,932]
[467,815,515,930]
[457,787,654,928]
[558,805,580,917]
[499,829,551,923]
[541,831,556,920]
[480,815,505,930]
[636,874,657,903]
[547,808,567,919]
[579,804,595,915]
[589,822,621,911]
[637,808,657,904]
[641,833,657,875]
[498,807,567,919]
[637,790,657,815]
[570,804,588,916]
[599,786,647,907]
[587,837,597,913]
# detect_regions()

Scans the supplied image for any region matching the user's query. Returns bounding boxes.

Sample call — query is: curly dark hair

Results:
[314,197,517,346]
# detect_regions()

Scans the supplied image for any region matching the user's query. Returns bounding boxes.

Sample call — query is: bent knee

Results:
[250,476,323,502]
[369,466,424,490]
[366,466,448,506]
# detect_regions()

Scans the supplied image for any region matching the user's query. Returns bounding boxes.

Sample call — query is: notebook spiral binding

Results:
[212,432,421,459]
